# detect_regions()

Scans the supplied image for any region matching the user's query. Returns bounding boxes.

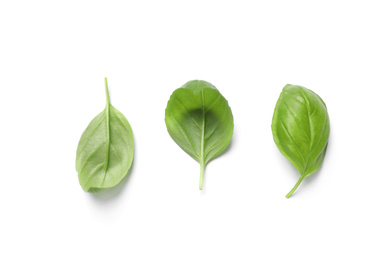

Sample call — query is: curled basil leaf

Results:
[165,80,234,190]
[76,78,134,193]
[272,84,330,198]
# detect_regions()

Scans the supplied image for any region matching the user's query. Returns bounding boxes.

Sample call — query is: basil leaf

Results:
[76,78,134,193]
[165,80,234,190]
[272,84,330,198]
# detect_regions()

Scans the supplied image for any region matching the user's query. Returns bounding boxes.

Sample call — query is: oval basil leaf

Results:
[272,84,330,198]
[76,78,134,193]
[165,80,234,190]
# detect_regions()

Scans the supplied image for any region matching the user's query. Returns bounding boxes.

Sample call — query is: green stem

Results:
[286,176,304,198]
[105,77,110,105]
[199,162,205,190]
[102,77,111,186]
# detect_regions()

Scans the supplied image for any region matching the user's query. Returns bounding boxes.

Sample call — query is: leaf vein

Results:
[205,94,222,113]
[111,123,129,148]
[280,120,306,170]
[169,107,200,159]
[305,113,329,172]
[283,103,311,140]
[79,142,106,174]
[111,111,131,140]
[172,96,202,129]
[78,115,105,154]
[111,144,123,167]
[205,105,229,157]
[83,163,105,188]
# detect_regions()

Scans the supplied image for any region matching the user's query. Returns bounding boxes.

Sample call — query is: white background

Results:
[1,0,389,259]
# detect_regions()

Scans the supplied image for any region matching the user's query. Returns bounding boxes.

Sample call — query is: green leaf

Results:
[76,78,134,193]
[271,84,330,198]
[165,80,234,190]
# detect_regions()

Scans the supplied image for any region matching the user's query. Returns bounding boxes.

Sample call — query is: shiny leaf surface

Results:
[272,84,330,198]
[165,80,234,189]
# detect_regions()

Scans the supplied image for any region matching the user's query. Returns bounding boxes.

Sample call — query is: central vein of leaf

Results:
[201,89,205,164]
[199,88,206,190]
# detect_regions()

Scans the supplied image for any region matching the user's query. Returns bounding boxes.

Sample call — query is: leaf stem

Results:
[105,77,110,105]
[102,77,111,186]
[286,176,304,198]
[199,162,205,190]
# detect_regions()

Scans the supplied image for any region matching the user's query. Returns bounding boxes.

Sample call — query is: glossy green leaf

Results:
[165,80,234,190]
[76,78,134,193]
[272,84,330,198]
